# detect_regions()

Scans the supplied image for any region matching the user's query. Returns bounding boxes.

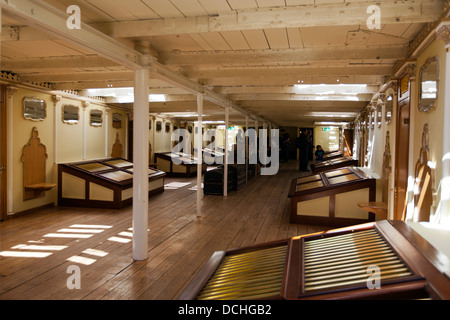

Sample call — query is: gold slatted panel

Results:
[304,229,413,292]
[197,245,287,300]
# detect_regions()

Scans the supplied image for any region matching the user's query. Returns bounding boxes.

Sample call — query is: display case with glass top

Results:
[155,152,207,177]
[310,156,358,174]
[58,158,165,209]
[288,167,376,227]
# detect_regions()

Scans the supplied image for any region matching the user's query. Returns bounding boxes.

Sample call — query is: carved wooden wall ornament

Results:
[21,127,56,200]
[111,133,123,158]
[413,123,436,222]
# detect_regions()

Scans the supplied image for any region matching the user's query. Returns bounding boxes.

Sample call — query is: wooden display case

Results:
[322,150,343,160]
[155,152,207,177]
[310,156,359,174]
[179,220,450,300]
[58,158,165,209]
[288,167,376,227]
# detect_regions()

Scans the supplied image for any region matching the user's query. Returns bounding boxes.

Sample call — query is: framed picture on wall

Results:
[62,104,79,125]
[23,97,46,121]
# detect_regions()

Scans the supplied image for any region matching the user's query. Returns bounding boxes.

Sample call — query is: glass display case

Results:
[58,158,165,209]
[288,167,376,227]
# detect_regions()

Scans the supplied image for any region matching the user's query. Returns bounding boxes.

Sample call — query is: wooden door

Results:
[0,85,7,220]
[394,97,410,220]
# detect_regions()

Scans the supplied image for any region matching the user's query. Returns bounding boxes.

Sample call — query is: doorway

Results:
[0,85,7,221]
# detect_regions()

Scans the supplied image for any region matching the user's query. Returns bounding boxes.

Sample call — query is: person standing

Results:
[306,130,313,161]
[280,129,291,162]
[296,130,309,171]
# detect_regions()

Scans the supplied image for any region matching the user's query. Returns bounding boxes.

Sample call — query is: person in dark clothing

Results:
[306,130,313,161]
[280,129,291,162]
[296,131,309,171]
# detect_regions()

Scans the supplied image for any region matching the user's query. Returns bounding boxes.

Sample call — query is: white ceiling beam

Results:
[187,65,393,78]
[20,72,135,83]
[93,0,443,38]
[202,75,385,86]
[228,93,373,102]
[214,85,379,95]
[1,55,122,70]
[161,46,407,67]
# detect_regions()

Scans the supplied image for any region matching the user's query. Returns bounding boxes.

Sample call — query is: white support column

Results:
[389,87,399,221]
[255,119,259,175]
[125,112,130,160]
[196,94,203,218]
[406,72,417,221]
[263,122,268,168]
[437,25,450,224]
[6,86,18,215]
[132,68,149,261]
[105,107,111,157]
[82,101,89,160]
[224,106,229,197]
[245,116,249,182]
[52,95,61,164]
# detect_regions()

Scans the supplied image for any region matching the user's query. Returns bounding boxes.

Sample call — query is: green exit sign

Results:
[322,127,331,131]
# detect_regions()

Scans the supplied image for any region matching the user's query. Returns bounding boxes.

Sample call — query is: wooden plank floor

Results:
[0,161,327,300]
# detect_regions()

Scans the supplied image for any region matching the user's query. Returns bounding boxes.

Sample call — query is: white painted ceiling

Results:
[1,0,447,126]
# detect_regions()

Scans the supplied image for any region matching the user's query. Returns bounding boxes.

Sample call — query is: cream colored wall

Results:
[410,39,446,223]
[9,87,126,214]
[314,126,340,152]
[11,88,56,214]
[154,117,164,152]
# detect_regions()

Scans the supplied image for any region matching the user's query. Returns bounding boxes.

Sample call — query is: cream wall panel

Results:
[157,157,171,172]
[89,183,114,201]
[335,188,370,219]
[163,120,172,152]
[61,172,85,199]
[297,197,329,217]
[154,118,164,152]
[122,187,133,200]
[149,178,164,191]
[57,98,84,163]
[173,164,188,174]
[85,104,107,160]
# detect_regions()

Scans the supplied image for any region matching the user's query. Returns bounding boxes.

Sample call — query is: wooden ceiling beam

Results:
[93,0,443,38]
[161,46,407,67]
[1,55,122,70]
[187,65,393,78]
